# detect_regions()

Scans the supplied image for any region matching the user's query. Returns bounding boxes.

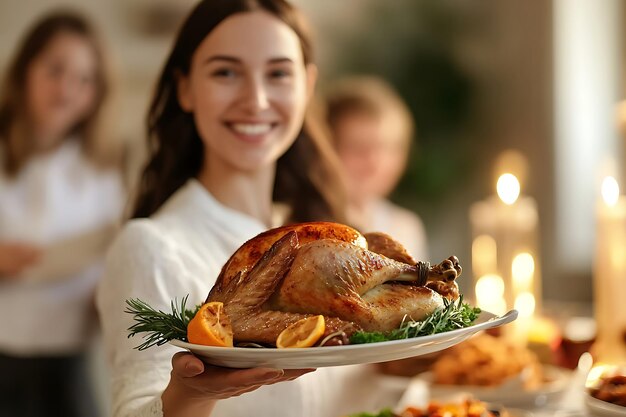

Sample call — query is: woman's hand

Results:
[0,243,41,278]
[161,352,315,417]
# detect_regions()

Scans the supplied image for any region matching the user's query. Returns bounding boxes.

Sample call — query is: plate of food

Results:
[585,364,626,416]
[408,334,571,407]
[166,309,516,369]
[125,222,517,369]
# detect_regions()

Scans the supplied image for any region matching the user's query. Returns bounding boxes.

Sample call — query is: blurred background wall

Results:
[1,0,624,413]
[2,0,624,299]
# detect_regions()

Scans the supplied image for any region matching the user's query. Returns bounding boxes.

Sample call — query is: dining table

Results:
[333,359,603,417]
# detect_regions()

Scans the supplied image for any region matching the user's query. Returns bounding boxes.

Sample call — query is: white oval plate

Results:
[585,393,626,416]
[169,309,517,369]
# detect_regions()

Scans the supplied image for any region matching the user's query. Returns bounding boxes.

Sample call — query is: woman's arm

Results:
[97,221,185,417]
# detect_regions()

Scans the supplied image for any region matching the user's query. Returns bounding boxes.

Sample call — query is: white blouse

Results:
[96,179,347,417]
[0,140,125,355]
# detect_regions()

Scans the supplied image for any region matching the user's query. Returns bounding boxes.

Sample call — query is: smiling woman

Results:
[96,1,352,417]
[131,0,345,225]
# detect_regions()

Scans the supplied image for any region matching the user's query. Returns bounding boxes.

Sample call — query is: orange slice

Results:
[276,315,325,348]
[187,302,234,347]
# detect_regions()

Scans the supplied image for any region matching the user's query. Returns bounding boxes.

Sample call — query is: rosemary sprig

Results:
[125,295,201,350]
[350,295,481,345]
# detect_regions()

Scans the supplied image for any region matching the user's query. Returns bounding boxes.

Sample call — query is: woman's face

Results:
[177,11,316,172]
[25,31,98,145]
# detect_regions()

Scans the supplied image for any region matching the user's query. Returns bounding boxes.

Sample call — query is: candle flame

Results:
[472,235,497,277]
[497,173,520,205]
[611,246,626,271]
[475,274,506,314]
[601,176,620,206]
[514,292,536,318]
[512,252,535,291]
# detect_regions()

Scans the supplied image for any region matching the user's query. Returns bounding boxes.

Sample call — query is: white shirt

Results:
[96,179,347,417]
[0,140,125,355]
[365,199,428,261]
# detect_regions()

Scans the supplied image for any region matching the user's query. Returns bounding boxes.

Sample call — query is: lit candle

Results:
[469,163,542,343]
[593,176,626,363]
[475,273,507,315]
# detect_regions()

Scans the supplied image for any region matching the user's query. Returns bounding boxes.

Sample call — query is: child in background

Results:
[325,76,428,259]
[0,11,125,417]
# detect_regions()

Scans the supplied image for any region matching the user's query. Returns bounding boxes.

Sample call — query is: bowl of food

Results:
[398,334,570,407]
[585,364,626,416]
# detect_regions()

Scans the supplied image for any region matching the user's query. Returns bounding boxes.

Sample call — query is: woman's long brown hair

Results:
[0,10,120,176]
[132,0,347,223]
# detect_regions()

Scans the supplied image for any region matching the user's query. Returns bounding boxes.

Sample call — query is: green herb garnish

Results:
[125,295,201,350]
[125,295,480,350]
[350,295,481,345]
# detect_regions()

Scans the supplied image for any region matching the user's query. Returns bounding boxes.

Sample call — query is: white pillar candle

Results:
[593,176,626,363]
[470,172,542,343]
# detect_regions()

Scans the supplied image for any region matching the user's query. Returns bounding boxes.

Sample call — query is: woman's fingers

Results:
[207,366,315,387]
[282,368,316,379]
[170,352,317,400]
[205,366,285,388]
[203,369,317,399]
[171,352,205,378]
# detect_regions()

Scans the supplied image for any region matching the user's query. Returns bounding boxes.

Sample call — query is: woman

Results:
[96,1,348,416]
[0,11,125,417]
[325,76,428,260]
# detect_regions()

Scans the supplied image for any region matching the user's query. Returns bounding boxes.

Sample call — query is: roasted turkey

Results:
[207,222,461,346]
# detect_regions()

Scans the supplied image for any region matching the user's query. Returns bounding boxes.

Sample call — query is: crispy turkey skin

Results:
[207,222,461,346]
